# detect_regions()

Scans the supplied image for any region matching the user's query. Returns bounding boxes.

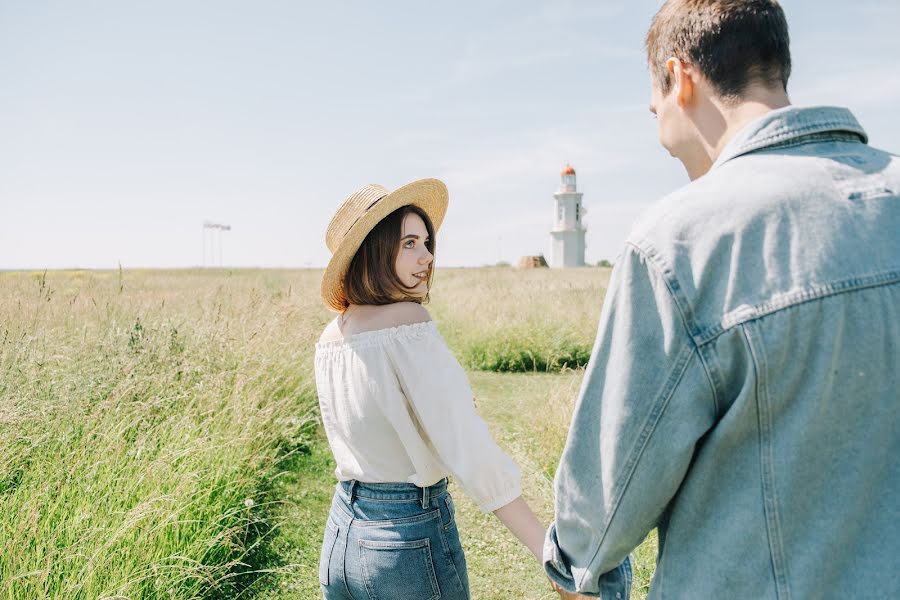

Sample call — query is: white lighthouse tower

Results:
[550,164,586,268]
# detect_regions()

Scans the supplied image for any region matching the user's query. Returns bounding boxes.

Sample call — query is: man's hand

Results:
[550,579,589,600]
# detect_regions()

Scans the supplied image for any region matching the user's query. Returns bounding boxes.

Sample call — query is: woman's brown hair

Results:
[343,205,436,308]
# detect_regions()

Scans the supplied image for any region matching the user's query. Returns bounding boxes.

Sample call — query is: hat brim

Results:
[321,178,448,312]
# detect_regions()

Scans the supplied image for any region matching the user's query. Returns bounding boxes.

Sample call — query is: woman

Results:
[315,179,547,599]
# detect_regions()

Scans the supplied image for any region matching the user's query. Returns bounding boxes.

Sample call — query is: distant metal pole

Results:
[220,224,230,266]
[202,221,231,268]
[203,221,215,268]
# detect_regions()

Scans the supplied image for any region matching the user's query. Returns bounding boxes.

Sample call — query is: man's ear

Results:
[666,57,694,108]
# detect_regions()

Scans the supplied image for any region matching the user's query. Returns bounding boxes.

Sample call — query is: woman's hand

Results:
[549,579,589,600]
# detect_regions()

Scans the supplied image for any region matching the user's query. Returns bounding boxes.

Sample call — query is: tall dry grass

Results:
[0,266,611,598]
[430,267,610,371]
[0,269,329,598]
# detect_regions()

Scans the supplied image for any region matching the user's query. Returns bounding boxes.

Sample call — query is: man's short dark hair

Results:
[645,0,791,101]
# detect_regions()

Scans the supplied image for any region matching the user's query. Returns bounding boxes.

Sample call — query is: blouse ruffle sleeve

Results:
[382,324,522,512]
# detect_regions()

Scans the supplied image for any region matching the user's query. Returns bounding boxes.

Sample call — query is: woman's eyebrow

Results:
[400,234,420,240]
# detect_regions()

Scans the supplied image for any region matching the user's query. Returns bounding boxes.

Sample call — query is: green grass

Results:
[239,437,337,599]
[428,267,610,373]
[458,372,658,600]
[0,269,329,598]
[255,370,657,599]
[0,267,641,599]
[462,329,592,372]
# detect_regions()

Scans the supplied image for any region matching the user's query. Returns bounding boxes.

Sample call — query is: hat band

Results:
[344,194,387,238]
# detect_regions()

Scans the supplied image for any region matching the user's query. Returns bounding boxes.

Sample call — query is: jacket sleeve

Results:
[543,243,717,596]
[384,326,522,512]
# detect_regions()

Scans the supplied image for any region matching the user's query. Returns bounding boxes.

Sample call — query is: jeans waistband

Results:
[338,478,448,509]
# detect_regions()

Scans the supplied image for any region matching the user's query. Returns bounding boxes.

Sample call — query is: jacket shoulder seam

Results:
[695,269,900,345]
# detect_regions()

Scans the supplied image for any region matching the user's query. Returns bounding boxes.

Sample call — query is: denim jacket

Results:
[543,106,900,599]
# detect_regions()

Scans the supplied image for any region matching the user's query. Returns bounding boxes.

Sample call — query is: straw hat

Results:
[321,178,448,312]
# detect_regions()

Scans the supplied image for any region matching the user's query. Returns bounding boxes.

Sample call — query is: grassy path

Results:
[240,438,336,599]
[254,371,656,599]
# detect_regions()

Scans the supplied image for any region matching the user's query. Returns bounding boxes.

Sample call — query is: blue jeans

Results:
[319,478,470,600]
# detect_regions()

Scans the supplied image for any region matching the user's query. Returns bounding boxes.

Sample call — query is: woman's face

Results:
[395,212,433,297]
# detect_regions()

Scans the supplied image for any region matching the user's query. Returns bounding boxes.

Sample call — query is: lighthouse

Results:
[549,164,586,267]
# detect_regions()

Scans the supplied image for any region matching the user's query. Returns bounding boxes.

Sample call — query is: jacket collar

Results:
[712,105,868,170]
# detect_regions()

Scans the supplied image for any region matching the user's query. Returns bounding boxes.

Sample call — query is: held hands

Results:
[549,579,591,600]
[493,496,590,599]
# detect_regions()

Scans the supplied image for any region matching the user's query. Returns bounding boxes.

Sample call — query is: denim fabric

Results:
[320,478,470,600]
[544,106,900,599]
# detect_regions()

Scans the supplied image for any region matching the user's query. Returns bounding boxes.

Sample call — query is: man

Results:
[544,1,900,598]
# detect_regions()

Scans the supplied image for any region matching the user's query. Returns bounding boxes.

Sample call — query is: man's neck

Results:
[709,88,791,163]
[688,86,791,180]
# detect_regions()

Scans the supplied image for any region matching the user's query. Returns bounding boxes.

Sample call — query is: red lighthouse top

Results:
[561,164,576,175]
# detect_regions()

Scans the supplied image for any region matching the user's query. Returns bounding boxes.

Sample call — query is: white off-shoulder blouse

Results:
[313,320,522,512]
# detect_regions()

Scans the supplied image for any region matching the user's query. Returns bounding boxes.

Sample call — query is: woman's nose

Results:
[419,247,433,263]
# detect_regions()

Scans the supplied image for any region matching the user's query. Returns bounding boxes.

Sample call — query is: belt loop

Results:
[421,483,430,509]
[348,480,358,504]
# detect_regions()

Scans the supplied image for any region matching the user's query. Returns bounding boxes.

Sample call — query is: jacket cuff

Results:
[543,522,633,599]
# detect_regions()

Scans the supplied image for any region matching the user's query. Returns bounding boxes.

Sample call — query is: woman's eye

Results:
[404,240,414,248]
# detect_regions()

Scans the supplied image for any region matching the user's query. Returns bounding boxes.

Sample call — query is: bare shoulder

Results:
[326,303,433,339]
[376,302,432,328]
[318,317,343,344]
[342,302,431,336]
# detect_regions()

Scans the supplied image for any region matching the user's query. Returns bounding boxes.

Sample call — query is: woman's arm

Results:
[380,320,548,558]
[493,496,547,562]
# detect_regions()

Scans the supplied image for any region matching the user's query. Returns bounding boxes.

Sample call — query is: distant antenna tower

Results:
[202,221,232,267]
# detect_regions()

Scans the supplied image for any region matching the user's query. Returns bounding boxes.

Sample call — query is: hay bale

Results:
[517,255,549,268]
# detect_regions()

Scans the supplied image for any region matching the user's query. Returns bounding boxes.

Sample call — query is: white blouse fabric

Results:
[314,320,522,513]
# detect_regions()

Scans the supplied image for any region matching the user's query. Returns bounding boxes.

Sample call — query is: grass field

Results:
[0,267,656,599]
[243,371,657,600]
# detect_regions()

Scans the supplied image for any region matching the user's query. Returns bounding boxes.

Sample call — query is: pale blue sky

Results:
[1,1,898,269]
